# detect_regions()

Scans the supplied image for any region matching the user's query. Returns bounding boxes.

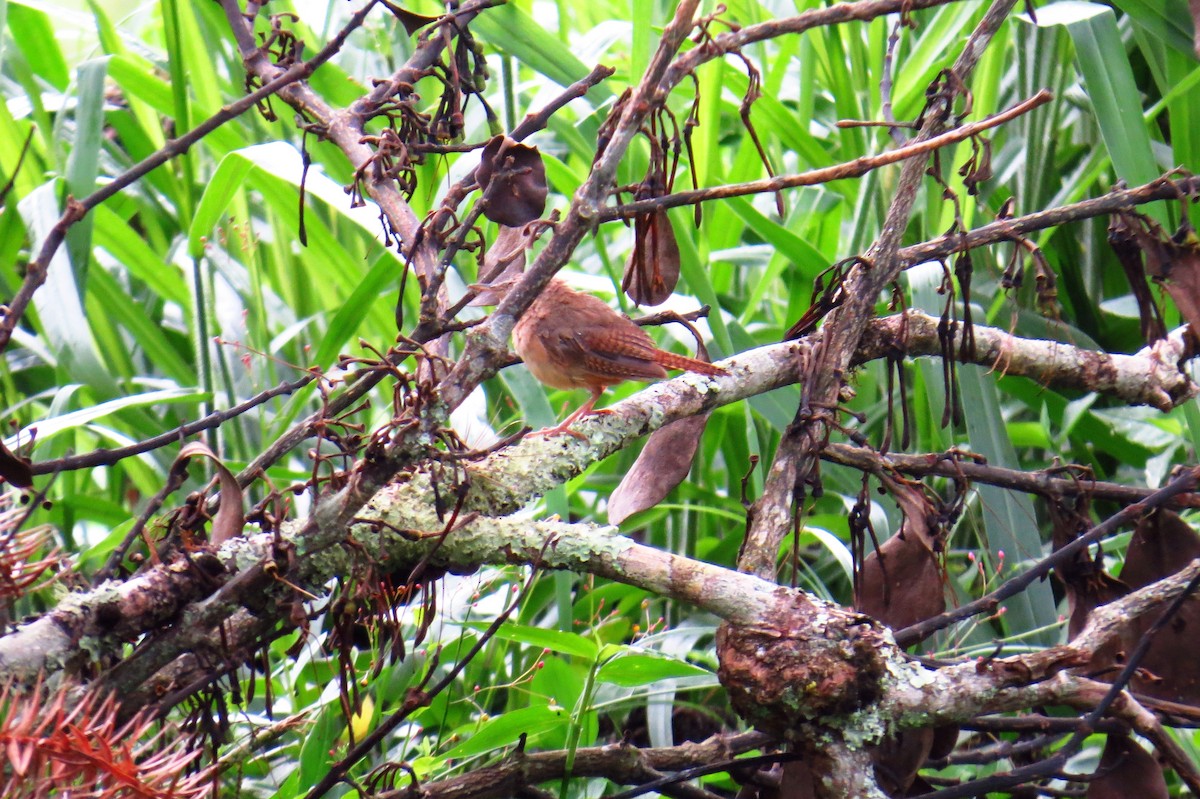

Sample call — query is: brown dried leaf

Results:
[476,136,548,227]
[1046,496,1127,666]
[857,532,943,632]
[736,760,816,799]
[1123,508,1200,589]
[608,413,710,525]
[928,725,959,760]
[856,477,945,633]
[871,728,933,796]
[175,442,244,546]
[468,224,528,306]
[1114,211,1200,336]
[0,439,31,489]
[1086,733,1167,799]
[622,208,680,306]
[1119,509,1200,704]
[1108,212,1168,342]
[777,759,818,799]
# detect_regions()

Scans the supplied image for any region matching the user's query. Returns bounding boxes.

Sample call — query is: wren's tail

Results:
[651,350,728,377]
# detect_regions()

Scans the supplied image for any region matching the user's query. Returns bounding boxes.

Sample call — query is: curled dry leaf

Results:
[1085,733,1168,799]
[1108,212,1167,343]
[855,475,945,633]
[608,412,710,525]
[1118,508,1200,704]
[1048,496,1127,672]
[175,442,245,546]
[476,136,548,227]
[871,728,934,797]
[622,207,681,306]
[377,0,440,36]
[1111,211,1200,340]
[856,478,953,797]
[0,439,32,489]
[733,759,817,799]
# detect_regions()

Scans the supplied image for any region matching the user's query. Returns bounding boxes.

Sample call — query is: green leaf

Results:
[297,705,342,788]
[64,57,108,291]
[9,3,68,90]
[442,704,567,760]
[464,621,599,660]
[470,4,601,92]
[20,183,111,391]
[8,387,203,450]
[189,152,256,259]
[1040,3,1164,220]
[958,365,1060,643]
[595,650,712,687]
[1109,0,1197,56]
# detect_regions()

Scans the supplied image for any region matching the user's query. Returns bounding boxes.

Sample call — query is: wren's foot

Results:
[529,408,615,439]
[529,425,588,440]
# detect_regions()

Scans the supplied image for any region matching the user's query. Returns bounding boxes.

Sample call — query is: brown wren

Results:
[512,278,726,435]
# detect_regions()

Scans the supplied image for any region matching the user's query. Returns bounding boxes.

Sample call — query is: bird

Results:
[511,278,727,436]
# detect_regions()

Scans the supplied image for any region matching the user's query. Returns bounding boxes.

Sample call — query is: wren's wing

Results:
[543,324,669,384]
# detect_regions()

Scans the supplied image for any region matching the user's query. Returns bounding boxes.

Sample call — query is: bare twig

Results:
[30,375,315,478]
[373,732,772,799]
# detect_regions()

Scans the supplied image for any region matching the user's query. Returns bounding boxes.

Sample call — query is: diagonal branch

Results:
[737,0,1021,580]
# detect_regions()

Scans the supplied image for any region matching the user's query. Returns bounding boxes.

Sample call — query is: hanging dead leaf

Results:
[1047,495,1127,673]
[468,224,528,306]
[608,413,710,525]
[476,136,548,227]
[1112,211,1200,337]
[622,208,680,306]
[1118,509,1200,704]
[1108,213,1167,343]
[871,728,934,797]
[1123,508,1200,588]
[1085,733,1168,799]
[734,759,816,799]
[928,725,958,760]
[175,442,245,546]
[856,476,945,633]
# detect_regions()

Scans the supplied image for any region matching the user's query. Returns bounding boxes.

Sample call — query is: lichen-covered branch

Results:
[2,311,1195,684]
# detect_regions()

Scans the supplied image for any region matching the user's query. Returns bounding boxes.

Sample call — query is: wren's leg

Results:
[531,387,606,438]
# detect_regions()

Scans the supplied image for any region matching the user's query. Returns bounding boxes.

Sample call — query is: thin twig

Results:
[596,91,1050,222]
[31,375,315,477]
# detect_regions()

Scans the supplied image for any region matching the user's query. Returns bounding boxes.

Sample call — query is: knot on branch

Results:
[716,594,889,736]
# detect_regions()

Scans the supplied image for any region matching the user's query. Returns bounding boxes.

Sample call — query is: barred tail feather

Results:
[651,351,727,376]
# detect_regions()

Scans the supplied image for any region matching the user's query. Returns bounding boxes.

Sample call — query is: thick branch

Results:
[3,315,1195,681]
